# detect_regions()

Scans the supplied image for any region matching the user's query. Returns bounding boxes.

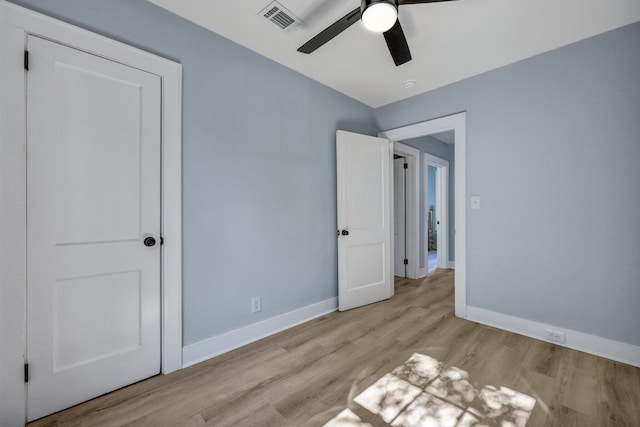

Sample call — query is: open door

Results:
[336,130,393,311]
[393,157,407,277]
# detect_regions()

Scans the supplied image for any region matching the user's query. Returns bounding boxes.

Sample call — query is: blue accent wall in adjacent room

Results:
[428,166,436,208]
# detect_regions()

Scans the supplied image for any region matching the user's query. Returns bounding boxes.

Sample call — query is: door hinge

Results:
[24,363,29,383]
[404,259,408,265]
[24,50,29,71]
[403,163,408,169]
[160,236,164,245]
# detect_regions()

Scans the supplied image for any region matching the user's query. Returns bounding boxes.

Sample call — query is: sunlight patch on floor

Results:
[323,408,372,427]
[355,373,423,423]
[324,353,536,427]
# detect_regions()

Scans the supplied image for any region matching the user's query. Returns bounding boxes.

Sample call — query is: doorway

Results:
[392,142,420,279]
[427,165,438,273]
[391,142,449,279]
[425,153,450,274]
[379,112,467,318]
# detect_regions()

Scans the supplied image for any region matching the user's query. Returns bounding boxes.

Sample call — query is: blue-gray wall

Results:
[428,166,436,208]
[7,0,377,345]
[375,21,640,346]
[8,0,640,350]
[401,136,455,267]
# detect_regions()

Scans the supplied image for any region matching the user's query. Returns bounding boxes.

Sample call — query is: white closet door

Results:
[26,35,161,421]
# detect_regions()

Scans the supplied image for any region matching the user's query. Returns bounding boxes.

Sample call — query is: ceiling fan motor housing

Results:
[361,0,399,11]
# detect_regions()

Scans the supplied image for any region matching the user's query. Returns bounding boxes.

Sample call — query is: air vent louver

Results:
[259,1,300,31]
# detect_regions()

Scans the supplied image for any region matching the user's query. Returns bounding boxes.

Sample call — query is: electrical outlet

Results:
[545,329,566,343]
[251,297,261,313]
[470,195,481,210]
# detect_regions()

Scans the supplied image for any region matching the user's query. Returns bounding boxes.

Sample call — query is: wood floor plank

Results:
[27,269,639,427]
[545,404,598,427]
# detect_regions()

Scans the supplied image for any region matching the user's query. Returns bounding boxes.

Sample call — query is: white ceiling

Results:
[148,0,640,108]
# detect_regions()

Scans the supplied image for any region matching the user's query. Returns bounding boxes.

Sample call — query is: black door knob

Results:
[341,230,349,236]
[144,236,156,247]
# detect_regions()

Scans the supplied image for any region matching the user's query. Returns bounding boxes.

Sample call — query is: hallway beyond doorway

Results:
[428,250,437,273]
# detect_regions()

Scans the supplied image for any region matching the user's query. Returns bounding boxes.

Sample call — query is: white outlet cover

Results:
[545,329,566,343]
[471,196,481,210]
[251,297,262,313]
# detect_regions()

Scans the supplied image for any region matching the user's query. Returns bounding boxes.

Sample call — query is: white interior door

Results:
[336,130,392,311]
[435,168,443,267]
[393,158,406,277]
[26,35,161,421]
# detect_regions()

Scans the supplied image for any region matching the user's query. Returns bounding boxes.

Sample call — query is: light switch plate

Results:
[471,196,481,209]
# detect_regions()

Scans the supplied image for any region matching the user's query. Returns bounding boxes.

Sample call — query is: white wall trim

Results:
[391,142,421,279]
[0,8,28,427]
[466,306,640,368]
[183,298,339,368]
[0,3,182,424]
[380,112,467,318]
[448,261,455,269]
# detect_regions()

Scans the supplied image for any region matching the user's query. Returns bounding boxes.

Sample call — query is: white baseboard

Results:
[182,297,338,368]
[447,261,455,269]
[466,306,640,368]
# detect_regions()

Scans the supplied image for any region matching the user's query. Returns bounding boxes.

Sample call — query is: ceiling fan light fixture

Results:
[361,0,398,33]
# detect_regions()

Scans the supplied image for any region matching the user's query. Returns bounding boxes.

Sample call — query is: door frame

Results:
[379,112,467,318]
[392,142,421,279]
[424,153,450,271]
[0,2,182,424]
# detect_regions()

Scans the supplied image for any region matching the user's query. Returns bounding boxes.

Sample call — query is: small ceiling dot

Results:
[403,79,416,89]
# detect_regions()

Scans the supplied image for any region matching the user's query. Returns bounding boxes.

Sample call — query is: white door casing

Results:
[393,158,406,277]
[380,112,466,318]
[26,35,162,421]
[337,130,393,311]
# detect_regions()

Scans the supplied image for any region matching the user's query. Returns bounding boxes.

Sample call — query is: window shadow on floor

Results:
[324,353,536,427]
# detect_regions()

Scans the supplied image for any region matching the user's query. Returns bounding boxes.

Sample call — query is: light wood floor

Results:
[29,269,639,427]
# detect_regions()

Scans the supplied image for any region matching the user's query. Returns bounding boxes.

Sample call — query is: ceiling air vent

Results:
[259,1,300,31]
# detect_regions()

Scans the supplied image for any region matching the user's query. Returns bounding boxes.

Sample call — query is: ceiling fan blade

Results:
[383,20,412,66]
[298,7,362,54]
[398,0,457,4]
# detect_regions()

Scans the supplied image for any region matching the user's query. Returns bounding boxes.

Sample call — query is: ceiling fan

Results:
[298,0,456,66]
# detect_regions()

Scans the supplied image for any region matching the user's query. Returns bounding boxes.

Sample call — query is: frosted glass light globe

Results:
[362,2,398,33]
